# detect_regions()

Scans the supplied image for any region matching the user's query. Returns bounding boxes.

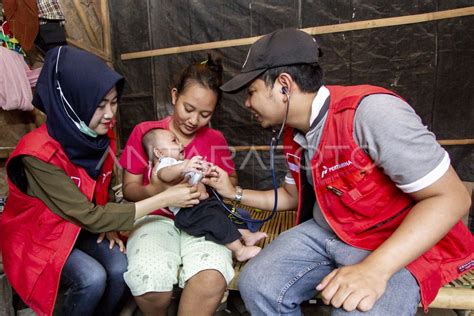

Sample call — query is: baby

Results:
[142,128,267,261]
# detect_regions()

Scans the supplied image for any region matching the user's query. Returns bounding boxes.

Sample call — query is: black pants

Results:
[174,196,245,244]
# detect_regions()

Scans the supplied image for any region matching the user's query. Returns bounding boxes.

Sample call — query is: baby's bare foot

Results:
[243,232,268,246]
[235,246,261,262]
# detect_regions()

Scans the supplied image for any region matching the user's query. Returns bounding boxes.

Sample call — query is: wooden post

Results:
[72,0,100,47]
[100,0,112,60]
[0,254,14,316]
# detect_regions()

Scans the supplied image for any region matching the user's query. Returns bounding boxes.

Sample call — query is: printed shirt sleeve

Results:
[353,94,449,193]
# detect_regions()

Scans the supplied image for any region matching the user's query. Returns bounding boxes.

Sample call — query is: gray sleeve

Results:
[353,94,449,192]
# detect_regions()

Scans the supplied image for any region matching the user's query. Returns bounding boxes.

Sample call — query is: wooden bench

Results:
[228,206,474,313]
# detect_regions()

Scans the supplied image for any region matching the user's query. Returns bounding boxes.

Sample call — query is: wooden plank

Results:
[121,7,474,61]
[231,139,474,152]
[429,287,474,309]
[438,139,474,146]
[0,274,14,316]
[0,148,15,159]
[228,208,297,291]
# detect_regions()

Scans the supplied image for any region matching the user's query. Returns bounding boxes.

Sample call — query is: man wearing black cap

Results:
[204,28,472,315]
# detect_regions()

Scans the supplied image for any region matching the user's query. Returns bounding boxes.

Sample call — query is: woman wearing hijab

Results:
[0,46,201,316]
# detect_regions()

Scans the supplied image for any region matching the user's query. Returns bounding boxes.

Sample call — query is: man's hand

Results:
[316,262,388,312]
[201,165,235,200]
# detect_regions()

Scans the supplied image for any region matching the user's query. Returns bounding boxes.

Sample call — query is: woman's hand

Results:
[161,183,201,208]
[119,230,132,238]
[201,165,236,199]
[134,183,201,220]
[196,183,209,200]
[97,231,126,253]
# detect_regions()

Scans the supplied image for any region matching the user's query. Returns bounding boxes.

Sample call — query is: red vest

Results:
[283,85,473,309]
[0,125,116,316]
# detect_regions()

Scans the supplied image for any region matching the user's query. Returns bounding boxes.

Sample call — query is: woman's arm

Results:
[134,183,200,218]
[22,156,200,233]
[122,170,164,201]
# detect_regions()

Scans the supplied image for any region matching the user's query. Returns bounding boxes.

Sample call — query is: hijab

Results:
[32,46,124,179]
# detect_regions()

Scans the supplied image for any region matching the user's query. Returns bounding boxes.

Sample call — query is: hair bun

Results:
[205,53,222,73]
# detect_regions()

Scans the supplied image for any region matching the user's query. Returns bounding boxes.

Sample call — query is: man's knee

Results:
[238,262,261,297]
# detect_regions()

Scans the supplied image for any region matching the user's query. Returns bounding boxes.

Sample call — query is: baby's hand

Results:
[182,156,204,174]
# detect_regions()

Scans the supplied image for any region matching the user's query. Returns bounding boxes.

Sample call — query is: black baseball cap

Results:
[221,28,322,92]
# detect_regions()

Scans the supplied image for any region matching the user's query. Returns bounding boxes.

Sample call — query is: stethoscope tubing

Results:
[213,94,290,224]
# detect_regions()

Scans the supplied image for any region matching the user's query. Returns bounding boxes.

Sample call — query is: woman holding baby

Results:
[119,54,238,315]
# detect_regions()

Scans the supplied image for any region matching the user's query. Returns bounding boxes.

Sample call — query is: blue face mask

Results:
[55,46,98,138]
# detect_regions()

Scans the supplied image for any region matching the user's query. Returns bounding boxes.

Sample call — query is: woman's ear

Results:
[171,88,178,106]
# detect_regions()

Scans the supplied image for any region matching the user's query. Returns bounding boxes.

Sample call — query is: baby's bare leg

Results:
[226,239,261,262]
[239,229,268,246]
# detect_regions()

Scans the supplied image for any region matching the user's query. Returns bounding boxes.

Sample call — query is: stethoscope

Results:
[212,86,290,224]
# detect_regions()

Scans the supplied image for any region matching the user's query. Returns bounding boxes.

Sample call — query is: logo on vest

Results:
[70,176,81,188]
[321,160,352,178]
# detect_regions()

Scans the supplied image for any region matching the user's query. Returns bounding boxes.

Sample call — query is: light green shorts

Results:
[124,215,234,296]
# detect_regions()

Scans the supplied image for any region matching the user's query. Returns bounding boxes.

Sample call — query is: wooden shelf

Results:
[0,148,15,159]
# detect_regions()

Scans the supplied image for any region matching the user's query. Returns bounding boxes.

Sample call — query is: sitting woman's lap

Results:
[124,215,234,296]
[61,230,128,316]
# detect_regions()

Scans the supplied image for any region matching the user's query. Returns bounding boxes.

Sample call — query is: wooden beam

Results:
[437,139,474,146]
[0,147,15,159]
[231,145,284,152]
[428,287,474,310]
[3,139,472,159]
[121,6,474,61]
[231,139,474,152]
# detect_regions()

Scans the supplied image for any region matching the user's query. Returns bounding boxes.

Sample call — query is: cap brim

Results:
[220,68,267,93]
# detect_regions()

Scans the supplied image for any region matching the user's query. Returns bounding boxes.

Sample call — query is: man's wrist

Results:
[234,185,243,203]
